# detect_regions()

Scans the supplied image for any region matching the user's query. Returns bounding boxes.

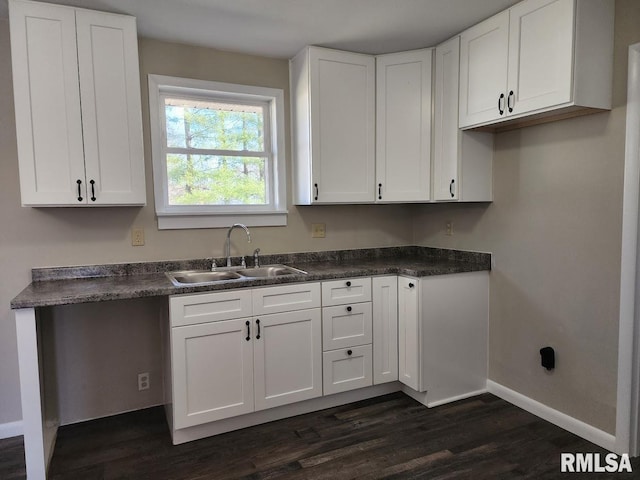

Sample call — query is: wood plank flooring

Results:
[1,392,638,479]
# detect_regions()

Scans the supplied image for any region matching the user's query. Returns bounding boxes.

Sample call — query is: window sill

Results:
[157,212,288,230]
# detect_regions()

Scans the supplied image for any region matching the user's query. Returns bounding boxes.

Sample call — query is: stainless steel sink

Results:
[166,269,243,286]
[166,264,307,286]
[237,265,307,278]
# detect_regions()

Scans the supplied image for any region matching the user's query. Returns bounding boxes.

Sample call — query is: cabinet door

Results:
[309,48,375,203]
[433,37,460,201]
[372,276,398,384]
[376,50,432,202]
[507,0,574,116]
[459,11,509,128]
[323,344,373,395]
[9,0,86,205]
[253,309,322,410]
[76,10,146,205]
[398,277,421,391]
[171,319,254,429]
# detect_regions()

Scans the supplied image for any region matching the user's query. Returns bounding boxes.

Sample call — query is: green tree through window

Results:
[164,99,268,205]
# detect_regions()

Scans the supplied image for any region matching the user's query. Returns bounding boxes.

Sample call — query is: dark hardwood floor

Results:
[1,392,639,479]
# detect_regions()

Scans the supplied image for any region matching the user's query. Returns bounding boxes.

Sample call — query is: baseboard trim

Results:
[427,388,488,408]
[0,420,23,440]
[487,380,616,452]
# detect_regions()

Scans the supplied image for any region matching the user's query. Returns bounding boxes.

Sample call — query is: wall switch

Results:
[132,227,145,246]
[446,222,454,236]
[138,372,150,391]
[311,223,326,238]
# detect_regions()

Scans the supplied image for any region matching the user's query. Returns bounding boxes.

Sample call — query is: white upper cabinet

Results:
[459,11,510,128]
[507,0,574,116]
[433,36,493,202]
[376,49,432,202]
[459,0,614,130]
[291,46,434,205]
[75,10,145,206]
[291,46,375,204]
[9,0,145,206]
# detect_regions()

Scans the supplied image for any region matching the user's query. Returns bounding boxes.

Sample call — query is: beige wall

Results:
[0,28,413,424]
[412,0,640,434]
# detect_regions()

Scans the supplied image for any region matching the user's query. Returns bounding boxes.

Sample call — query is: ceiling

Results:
[0,0,519,59]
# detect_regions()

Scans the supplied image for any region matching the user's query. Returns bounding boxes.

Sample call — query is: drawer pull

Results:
[245,320,250,341]
[346,306,352,312]
[347,349,353,356]
[256,319,261,339]
[346,281,352,287]
[76,179,83,202]
[409,283,415,288]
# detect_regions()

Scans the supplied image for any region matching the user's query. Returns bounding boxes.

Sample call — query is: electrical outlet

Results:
[446,222,454,236]
[132,227,145,246]
[138,372,150,391]
[311,223,326,238]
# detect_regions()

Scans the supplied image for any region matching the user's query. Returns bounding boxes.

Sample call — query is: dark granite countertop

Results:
[10,246,491,309]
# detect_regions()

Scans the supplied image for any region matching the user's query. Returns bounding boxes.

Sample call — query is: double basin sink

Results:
[166,264,307,287]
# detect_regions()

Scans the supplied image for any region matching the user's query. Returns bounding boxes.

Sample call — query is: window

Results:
[148,75,287,229]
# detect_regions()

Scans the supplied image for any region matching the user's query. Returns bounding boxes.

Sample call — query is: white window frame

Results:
[148,74,287,229]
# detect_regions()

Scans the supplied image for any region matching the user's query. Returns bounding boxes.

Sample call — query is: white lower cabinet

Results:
[398,272,489,406]
[168,283,322,431]
[168,270,489,437]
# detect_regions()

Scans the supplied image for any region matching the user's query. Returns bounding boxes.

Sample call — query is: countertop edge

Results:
[11,249,491,310]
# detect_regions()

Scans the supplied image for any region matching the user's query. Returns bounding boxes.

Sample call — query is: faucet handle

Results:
[253,248,260,268]
[211,259,217,271]
[241,256,246,268]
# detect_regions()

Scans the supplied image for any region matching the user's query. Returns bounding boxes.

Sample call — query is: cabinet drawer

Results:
[169,290,253,327]
[252,282,321,315]
[322,277,372,306]
[323,344,373,395]
[322,303,372,350]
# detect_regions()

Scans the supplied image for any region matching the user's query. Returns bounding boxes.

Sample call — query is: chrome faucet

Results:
[225,224,251,267]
